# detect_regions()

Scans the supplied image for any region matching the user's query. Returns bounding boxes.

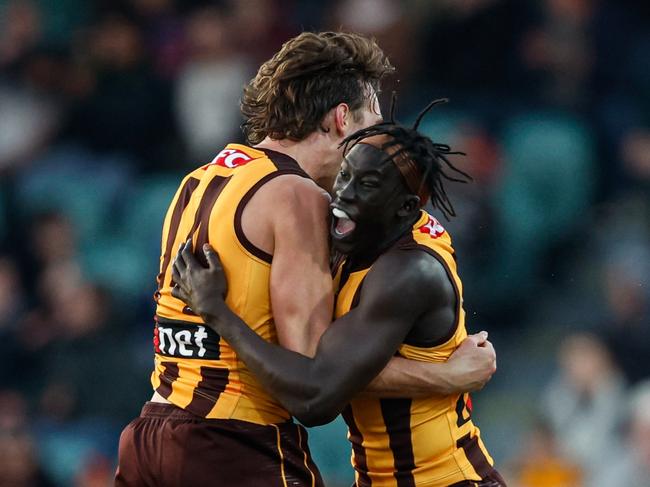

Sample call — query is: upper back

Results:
[155,144,308,327]
[152,143,311,423]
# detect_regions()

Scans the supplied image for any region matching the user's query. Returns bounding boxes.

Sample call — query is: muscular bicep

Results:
[268,180,333,356]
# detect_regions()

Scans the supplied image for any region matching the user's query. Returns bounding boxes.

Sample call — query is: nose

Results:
[335,178,355,203]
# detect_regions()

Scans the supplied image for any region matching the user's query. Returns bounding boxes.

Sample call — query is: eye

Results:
[361,180,379,188]
[339,169,350,179]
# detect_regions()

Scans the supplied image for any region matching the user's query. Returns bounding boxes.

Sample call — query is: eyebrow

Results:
[359,169,382,178]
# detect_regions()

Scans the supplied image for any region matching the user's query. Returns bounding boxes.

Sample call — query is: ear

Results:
[332,103,351,137]
[397,195,421,217]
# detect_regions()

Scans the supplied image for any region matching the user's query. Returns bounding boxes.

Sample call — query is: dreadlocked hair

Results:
[340,97,471,220]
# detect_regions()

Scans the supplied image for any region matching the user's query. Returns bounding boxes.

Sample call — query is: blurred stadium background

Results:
[0,0,649,485]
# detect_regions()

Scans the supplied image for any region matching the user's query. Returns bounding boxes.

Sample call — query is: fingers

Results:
[203,244,222,271]
[466,331,488,346]
[173,241,187,273]
[171,260,182,285]
[180,239,200,269]
[171,283,188,302]
[481,339,496,355]
[484,340,497,371]
[477,339,497,374]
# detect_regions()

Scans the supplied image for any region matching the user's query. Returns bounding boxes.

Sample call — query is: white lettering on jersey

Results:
[157,325,212,358]
[195,326,208,358]
[205,148,253,169]
[176,330,193,357]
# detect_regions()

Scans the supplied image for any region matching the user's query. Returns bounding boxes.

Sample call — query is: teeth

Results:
[332,208,351,220]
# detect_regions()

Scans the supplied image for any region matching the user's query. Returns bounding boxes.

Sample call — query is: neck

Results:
[255,136,334,191]
[346,213,420,270]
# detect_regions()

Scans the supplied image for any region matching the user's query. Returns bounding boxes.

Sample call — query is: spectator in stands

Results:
[541,333,626,481]
[507,419,583,487]
[600,244,650,385]
[174,4,251,161]
[595,381,650,487]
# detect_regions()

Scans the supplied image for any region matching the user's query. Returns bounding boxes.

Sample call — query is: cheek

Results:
[356,201,393,228]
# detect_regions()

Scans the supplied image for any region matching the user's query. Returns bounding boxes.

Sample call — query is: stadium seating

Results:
[492,112,595,297]
[14,146,134,245]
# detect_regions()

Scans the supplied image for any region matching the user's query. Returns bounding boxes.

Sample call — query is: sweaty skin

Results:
[172,142,497,426]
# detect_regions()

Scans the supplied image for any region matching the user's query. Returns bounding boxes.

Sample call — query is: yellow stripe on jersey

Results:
[272,424,290,487]
[297,425,317,487]
[151,143,309,424]
[335,210,497,487]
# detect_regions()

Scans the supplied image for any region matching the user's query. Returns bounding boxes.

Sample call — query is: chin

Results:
[332,229,370,254]
[331,238,356,255]
[331,234,377,258]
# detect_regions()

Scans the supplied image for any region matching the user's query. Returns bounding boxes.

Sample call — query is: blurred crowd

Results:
[0,0,648,485]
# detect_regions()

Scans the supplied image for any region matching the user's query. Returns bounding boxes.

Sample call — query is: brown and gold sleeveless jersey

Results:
[151,143,309,425]
[334,210,497,487]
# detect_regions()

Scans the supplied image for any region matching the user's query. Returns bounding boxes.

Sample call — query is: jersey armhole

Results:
[402,244,461,348]
[233,169,310,264]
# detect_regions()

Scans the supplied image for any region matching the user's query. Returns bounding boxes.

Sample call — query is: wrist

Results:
[200,303,240,339]
[197,305,226,332]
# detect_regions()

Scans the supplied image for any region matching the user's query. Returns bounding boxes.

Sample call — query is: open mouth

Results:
[332,208,356,238]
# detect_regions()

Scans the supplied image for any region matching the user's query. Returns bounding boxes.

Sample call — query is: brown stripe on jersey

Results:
[234,169,309,264]
[334,264,365,308]
[157,177,201,290]
[351,278,365,309]
[342,405,372,487]
[380,398,417,487]
[455,394,472,427]
[336,262,354,293]
[260,148,310,178]
[330,252,345,277]
[398,235,461,348]
[456,433,493,479]
[184,175,232,267]
[156,361,180,399]
[185,366,229,417]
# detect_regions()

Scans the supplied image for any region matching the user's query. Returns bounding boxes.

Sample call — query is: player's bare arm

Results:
[243,174,333,356]
[173,241,458,426]
[363,332,496,397]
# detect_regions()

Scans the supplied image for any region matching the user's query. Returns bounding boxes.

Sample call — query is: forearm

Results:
[202,309,320,413]
[361,356,454,398]
[201,308,395,425]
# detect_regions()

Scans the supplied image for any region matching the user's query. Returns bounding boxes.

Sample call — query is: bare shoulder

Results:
[241,174,330,256]
[252,174,330,215]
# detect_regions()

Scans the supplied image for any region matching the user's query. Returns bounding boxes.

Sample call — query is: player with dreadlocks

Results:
[340,97,471,219]
[171,99,506,487]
